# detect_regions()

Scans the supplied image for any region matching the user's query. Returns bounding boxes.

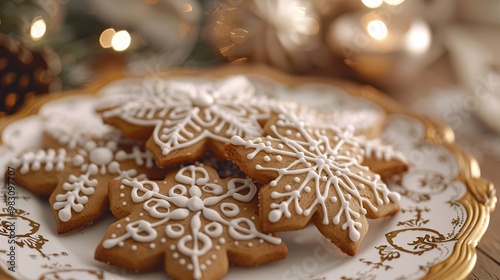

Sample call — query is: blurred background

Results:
[0,0,498,278]
[2,0,500,177]
[3,0,499,159]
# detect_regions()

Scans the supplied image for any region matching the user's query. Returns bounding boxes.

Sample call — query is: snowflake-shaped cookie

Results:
[9,132,165,234]
[226,112,401,255]
[101,76,282,167]
[95,165,287,280]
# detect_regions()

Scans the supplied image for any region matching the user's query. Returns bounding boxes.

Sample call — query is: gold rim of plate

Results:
[0,64,496,280]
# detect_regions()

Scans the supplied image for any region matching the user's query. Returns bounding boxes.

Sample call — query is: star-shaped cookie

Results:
[225,112,402,255]
[95,165,287,280]
[10,131,166,234]
[100,76,283,167]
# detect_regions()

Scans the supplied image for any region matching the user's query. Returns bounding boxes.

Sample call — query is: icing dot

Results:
[161,238,167,244]
[331,196,337,203]
[219,238,226,244]
[285,130,292,135]
[345,151,351,156]
[321,176,327,182]
[118,242,124,247]
[304,186,311,193]
[211,254,217,260]
[180,259,186,265]
[150,243,156,249]
[125,217,130,222]
[295,132,301,138]
[201,264,207,271]
[276,156,282,162]
[120,193,125,198]
[247,242,253,247]
[251,216,255,220]
[270,181,277,187]
[122,201,127,206]
[358,184,365,189]
[187,196,204,211]
[131,245,137,251]
[139,212,144,217]
[215,245,221,250]
[277,144,284,149]
[333,136,339,141]
[120,185,125,190]
[173,253,179,259]
[345,194,352,200]
[213,180,218,183]
[111,234,116,238]
[89,147,114,165]
[187,264,193,271]
[293,177,300,183]
[366,175,371,180]
[206,260,212,265]
[264,156,271,162]
[259,239,264,243]
[170,244,176,250]
[234,241,239,246]
[116,224,122,229]
[306,163,312,167]
[285,185,292,191]
[335,171,342,176]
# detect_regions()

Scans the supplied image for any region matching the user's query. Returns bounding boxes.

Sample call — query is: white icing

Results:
[356,137,407,162]
[102,165,281,280]
[101,76,287,158]
[10,133,159,224]
[230,112,401,242]
[9,149,67,174]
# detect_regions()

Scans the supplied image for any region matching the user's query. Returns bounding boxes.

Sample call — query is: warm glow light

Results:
[384,0,406,6]
[367,20,388,41]
[30,16,46,40]
[361,0,383,8]
[404,19,431,54]
[111,30,131,51]
[183,4,193,13]
[99,28,116,48]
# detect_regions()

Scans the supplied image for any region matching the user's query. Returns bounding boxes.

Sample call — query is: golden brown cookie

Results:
[225,111,402,255]
[100,76,283,167]
[95,165,287,280]
[9,131,166,234]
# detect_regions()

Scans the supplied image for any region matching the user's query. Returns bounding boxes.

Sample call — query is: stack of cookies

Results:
[9,75,407,280]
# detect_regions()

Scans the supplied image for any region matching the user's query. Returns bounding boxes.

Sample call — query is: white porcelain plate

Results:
[0,68,494,280]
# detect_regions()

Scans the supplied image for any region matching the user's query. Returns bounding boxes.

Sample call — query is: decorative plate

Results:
[0,66,496,280]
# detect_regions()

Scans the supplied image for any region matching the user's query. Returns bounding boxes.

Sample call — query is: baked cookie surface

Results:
[95,165,287,280]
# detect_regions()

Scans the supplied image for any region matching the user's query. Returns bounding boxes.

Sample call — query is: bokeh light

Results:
[111,30,131,51]
[404,19,431,54]
[384,0,406,6]
[367,19,388,41]
[99,28,116,48]
[30,16,46,41]
[361,0,383,9]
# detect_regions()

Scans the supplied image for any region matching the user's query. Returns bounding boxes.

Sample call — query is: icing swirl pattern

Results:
[101,76,281,166]
[97,165,286,280]
[227,111,401,255]
[9,132,160,233]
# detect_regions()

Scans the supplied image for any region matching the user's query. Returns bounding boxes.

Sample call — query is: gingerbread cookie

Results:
[225,111,401,255]
[100,76,287,167]
[95,165,287,280]
[9,131,166,234]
